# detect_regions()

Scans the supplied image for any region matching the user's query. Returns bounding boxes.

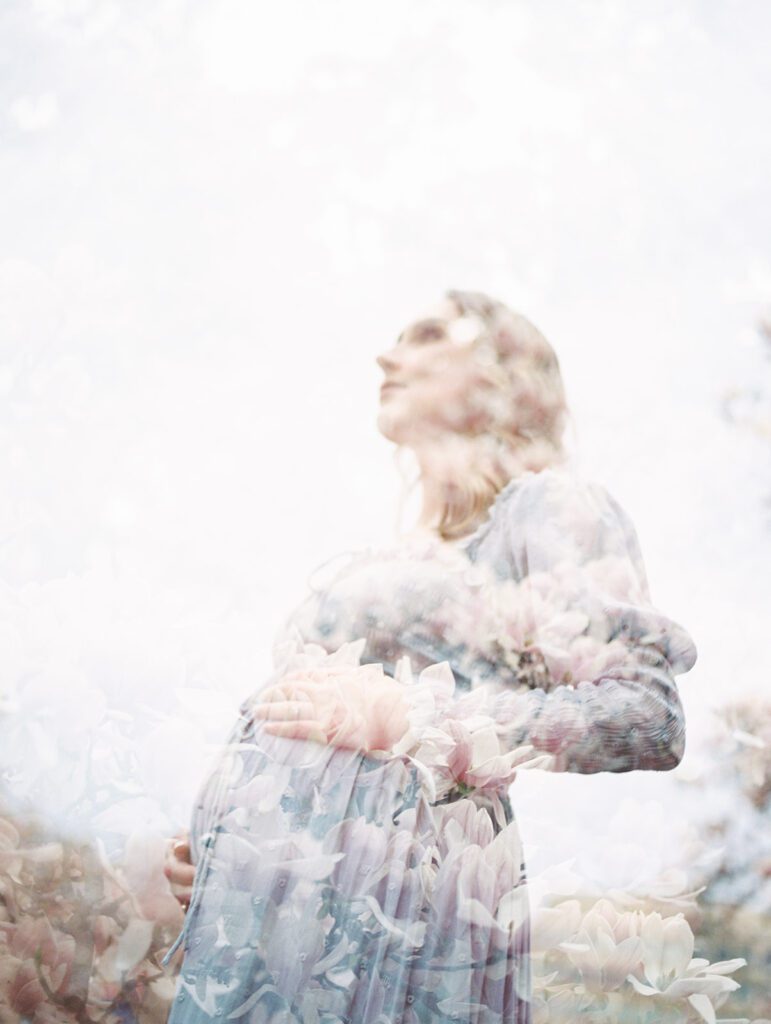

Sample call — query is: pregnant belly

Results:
[174,714,531,1021]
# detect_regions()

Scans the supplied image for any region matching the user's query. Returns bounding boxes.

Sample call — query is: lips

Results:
[380,381,405,397]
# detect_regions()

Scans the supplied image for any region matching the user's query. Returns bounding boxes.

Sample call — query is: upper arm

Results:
[492,468,697,772]
[503,468,697,676]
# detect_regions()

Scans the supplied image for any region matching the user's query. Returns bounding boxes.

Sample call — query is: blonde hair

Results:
[424,289,570,540]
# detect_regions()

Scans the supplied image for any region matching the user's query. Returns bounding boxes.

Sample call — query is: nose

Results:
[376,347,401,375]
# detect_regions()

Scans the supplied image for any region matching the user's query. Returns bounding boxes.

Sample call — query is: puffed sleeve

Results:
[390,468,698,787]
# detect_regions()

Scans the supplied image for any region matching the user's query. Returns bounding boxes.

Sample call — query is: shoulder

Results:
[463,467,574,574]
[477,465,644,574]
[464,465,640,564]
[492,465,621,528]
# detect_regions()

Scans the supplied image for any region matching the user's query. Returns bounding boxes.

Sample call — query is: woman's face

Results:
[376,299,495,446]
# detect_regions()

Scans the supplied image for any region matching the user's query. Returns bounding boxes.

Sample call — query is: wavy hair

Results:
[421,289,571,540]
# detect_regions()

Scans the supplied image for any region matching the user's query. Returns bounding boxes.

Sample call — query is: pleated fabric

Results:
[163,465,698,1023]
[165,711,531,1024]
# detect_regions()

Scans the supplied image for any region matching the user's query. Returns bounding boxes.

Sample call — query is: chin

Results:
[376,406,413,445]
[376,409,400,443]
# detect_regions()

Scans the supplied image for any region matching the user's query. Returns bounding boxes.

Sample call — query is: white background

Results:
[1,0,770,850]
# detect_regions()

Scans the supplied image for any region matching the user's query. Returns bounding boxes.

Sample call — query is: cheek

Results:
[376,391,414,442]
[380,350,496,437]
[377,385,447,443]
[421,364,493,426]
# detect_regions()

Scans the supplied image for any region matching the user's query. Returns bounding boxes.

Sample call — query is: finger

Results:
[281,666,349,684]
[163,851,195,884]
[172,838,191,861]
[164,861,196,887]
[169,885,193,909]
[256,682,316,704]
[278,670,329,687]
[252,699,316,722]
[262,719,327,743]
[326,713,367,750]
[263,717,363,752]
[255,684,289,704]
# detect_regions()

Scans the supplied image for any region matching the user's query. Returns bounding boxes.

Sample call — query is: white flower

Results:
[447,314,486,346]
[563,900,645,993]
[626,911,746,1009]
[391,658,553,802]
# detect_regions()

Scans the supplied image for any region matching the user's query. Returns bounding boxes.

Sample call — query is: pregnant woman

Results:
[162,290,698,1023]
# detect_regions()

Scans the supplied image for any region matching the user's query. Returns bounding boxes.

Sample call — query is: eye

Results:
[410,319,447,343]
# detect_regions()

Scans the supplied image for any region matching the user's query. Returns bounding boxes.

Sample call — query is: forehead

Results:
[396,298,461,342]
[415,298,460,321]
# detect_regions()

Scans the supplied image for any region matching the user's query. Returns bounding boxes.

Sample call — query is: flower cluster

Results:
[389,656,555,804]
[0,801,182,1023]
[673,699,771,1021]
[529,890,749,1024]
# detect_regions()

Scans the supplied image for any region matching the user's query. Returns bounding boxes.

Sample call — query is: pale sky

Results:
[1,0,770,837]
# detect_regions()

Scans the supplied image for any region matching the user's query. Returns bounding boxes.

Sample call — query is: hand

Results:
[249,664,411,753]
[163,833,195,910]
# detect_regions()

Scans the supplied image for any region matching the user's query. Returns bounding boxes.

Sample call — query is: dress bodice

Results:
[273,470,561,691]
[268,467,698,777]
[277,530,499,689]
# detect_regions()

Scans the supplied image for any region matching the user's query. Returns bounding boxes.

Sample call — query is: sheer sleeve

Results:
[390,468,698,789]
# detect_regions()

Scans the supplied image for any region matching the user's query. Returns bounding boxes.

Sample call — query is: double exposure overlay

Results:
[2,3,770,1021]
[0,284,762,1023]
[160,464,707,1023]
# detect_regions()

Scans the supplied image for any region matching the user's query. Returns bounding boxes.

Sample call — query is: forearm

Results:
[487,654,686,773]
[393,646,686,792]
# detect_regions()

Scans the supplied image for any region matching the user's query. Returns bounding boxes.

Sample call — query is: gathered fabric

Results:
[164,466,697,1023]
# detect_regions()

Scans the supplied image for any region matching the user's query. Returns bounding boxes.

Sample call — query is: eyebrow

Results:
[397,318,446,344]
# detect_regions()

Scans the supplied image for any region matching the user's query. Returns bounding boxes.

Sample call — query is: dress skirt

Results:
[164,707,532,1024]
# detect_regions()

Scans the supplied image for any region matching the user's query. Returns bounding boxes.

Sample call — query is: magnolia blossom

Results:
[0,466,720,1022]
[563,899,647,993]
[432,802,529,934]
[526,888,750,1024]
[628,912,746,1005]
[390,658,553,803]
[0,804,184,1024]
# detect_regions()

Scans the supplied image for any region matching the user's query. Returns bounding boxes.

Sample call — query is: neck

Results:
[417,478,446,532]
[411,440,467,533]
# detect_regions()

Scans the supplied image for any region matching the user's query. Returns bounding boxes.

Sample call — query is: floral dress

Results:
[162,467,698,1024]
